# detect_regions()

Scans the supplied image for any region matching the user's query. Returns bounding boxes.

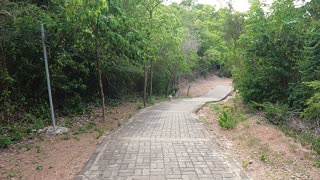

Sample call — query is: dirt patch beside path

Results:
[179,74,232,97]
[197,95,320,180]
[0,102,141,180]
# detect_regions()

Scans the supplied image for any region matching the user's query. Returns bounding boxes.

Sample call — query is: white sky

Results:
[166,0,252,12]
[166,0,311,12]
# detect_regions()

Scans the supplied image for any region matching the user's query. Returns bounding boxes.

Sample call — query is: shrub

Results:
[0,135,12,148]
[147,97,156,105]
[254,102,289,125]
[218,110,238,129]
[137,103,143,110]
[259,152,268,162]
[303,81,320,120]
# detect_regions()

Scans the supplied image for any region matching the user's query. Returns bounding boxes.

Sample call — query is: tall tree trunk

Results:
[143,62,148,107]
[166,77,172,96]
[94,27,106,121]
[0,48,9,96]
[149,61,153,97]
[172,68,177,93]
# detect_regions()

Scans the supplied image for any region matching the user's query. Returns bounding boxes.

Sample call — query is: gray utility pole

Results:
[41,24,56,129]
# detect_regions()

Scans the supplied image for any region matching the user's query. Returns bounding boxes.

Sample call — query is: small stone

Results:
[46,126,69,135]
[248,167,254,171]
[249,160,253,164]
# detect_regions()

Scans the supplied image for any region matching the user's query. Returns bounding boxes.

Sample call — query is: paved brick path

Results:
[76,86,249,180]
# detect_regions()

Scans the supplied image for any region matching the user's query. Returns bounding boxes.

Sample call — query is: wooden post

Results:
[187,85,191,96]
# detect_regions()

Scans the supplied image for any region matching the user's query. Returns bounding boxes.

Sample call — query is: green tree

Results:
[64,0,109,120]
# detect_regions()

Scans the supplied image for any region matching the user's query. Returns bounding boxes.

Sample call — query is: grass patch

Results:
[61,134,71,140]
[313,160,320,168]
[279,126,320,155]
[0,112,49,149]
[210,95,250,130]
[0,135,12,148]
[147,97,156,105]
[36,145,43,153]
[36,165,43,171]
[7,169,17,179]
[25,144,32,151]
[73,121,96,135]
[239,113,248,121]
[218,110,238,129]
[253,102,289,125]
[0,95,166,149]
[210,104,221,113]
[136,103,143,110]
[60,118,73,128]
[73,136,80,141]
[95,127,105,139]
[242,160,249,168]
[260,152,268,162]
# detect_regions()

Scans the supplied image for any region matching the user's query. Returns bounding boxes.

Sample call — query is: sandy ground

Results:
[197,95,320,180]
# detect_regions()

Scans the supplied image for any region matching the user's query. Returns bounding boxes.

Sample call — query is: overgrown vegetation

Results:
[280,126,320,155]
[230,0,320,125]
[0,0,240,148]
[253,102,289,125]
[1,0,319,159]
[213,95,249,129]
[226,0,320,155]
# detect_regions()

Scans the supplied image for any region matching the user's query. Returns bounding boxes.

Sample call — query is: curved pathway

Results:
[76,85,249,180]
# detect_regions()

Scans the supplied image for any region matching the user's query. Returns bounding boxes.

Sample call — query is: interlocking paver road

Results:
[76,85,249,180]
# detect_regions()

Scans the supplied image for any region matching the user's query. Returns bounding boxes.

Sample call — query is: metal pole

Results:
[41,24,56,129]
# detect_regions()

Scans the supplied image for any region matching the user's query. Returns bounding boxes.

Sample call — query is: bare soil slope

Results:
[197,96,320,180]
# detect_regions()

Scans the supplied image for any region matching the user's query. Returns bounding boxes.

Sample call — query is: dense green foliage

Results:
[1,0,319,149]
[231,0,320,122]
[0,0,237,146]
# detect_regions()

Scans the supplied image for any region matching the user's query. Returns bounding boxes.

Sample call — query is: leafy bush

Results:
[0,113,49,148]
[303,81,320,120]
[0,135,12,148]
[136,103,143,110]
[218,110,238,129]
[106,97,122,107]
[231,0,320,122]
[147,97,156,105]
[254,102,289,125]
